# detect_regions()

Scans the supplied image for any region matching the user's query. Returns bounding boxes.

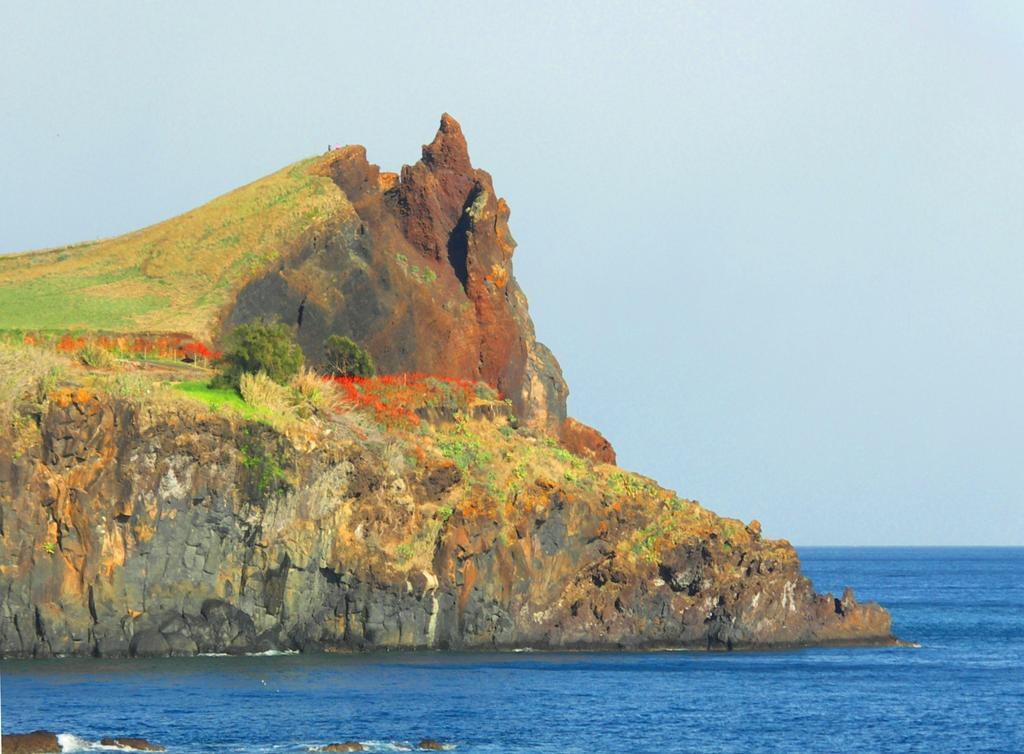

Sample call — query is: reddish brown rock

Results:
[224,114,567,431]
[417,741,447,751]
[560,417,616,465]
[0,732,61,754]
[388,113,477,262]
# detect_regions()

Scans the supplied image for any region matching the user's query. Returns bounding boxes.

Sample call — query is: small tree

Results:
[324,335,375,378]
[217,321,304,388]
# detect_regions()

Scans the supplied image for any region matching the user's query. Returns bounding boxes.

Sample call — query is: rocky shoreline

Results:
[0,389,894,659]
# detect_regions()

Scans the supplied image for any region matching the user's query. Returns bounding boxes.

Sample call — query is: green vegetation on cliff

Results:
[217,321,305,388]
[0,337,737,565]
[0,335,893,656]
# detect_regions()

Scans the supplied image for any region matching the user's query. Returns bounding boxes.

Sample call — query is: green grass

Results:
[0,156,351,339]
[173,380,261,419]
[0,269,169,330]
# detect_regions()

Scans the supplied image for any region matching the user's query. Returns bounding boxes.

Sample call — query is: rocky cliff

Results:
[0,115,567,432]
[0,386,892,658]
[223,114,567,432]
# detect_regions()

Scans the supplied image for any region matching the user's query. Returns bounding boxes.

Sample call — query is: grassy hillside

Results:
[0,157,349,340]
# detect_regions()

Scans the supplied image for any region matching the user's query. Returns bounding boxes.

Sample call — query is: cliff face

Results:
[0,115,895,658]
[0,390,892,658]
[222,115,567,432]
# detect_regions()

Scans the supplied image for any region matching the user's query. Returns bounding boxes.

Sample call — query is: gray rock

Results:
[130,629,170,657]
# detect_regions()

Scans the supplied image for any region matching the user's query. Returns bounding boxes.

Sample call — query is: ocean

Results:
[2,548,1022,754]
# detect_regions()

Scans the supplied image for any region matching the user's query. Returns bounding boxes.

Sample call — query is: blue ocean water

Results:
[2,548,1022,754]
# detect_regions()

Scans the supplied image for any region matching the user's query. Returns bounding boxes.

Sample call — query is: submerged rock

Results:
[99,738,166,751]
[317,743,365,752]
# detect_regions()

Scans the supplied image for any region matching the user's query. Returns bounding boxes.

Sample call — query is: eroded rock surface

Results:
[0,391,893,658]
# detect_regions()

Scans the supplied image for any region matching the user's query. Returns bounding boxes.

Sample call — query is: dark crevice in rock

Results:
[446,188,481,292]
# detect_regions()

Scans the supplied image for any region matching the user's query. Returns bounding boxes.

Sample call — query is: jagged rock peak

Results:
[422,112,472,173]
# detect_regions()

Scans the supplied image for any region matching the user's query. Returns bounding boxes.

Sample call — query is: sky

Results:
[2,1,1022,545]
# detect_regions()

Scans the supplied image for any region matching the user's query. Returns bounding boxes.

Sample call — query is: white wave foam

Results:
[308,743,411,753]
[309,742,455,753]
[57,734,163,753]
[57,734,92,752]
[246,649,299,656]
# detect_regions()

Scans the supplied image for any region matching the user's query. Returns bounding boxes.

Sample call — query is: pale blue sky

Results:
[2,2,1021,544]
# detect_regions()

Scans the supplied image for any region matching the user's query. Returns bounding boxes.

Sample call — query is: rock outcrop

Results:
[0,732,61,754]
[222,114,568,431]
[559,418,616,465]
[0,390,893,658]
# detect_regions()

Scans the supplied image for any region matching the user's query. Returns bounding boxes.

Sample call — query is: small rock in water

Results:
[418,741,447,751]
[319,744,365,752]
[99,737,166,751]
[0,731,61,754]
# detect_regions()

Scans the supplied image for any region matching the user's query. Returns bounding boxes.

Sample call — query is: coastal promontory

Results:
[0,116,894,657]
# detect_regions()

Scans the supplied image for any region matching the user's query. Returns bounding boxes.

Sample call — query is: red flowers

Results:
[329,373,483,429]
[181,341,221,363]
[56,334,86,352]
[27,332,221,364]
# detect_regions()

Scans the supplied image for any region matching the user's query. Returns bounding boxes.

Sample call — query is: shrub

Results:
[0,343,67,423]
[290,367,329,411]
[79,344,114,368]
[323,335,375,378]
[474,382,499,401]
[437,433,492,473]
[218,321,304,388]
[102,373,155,401]
[239,371,295,417]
